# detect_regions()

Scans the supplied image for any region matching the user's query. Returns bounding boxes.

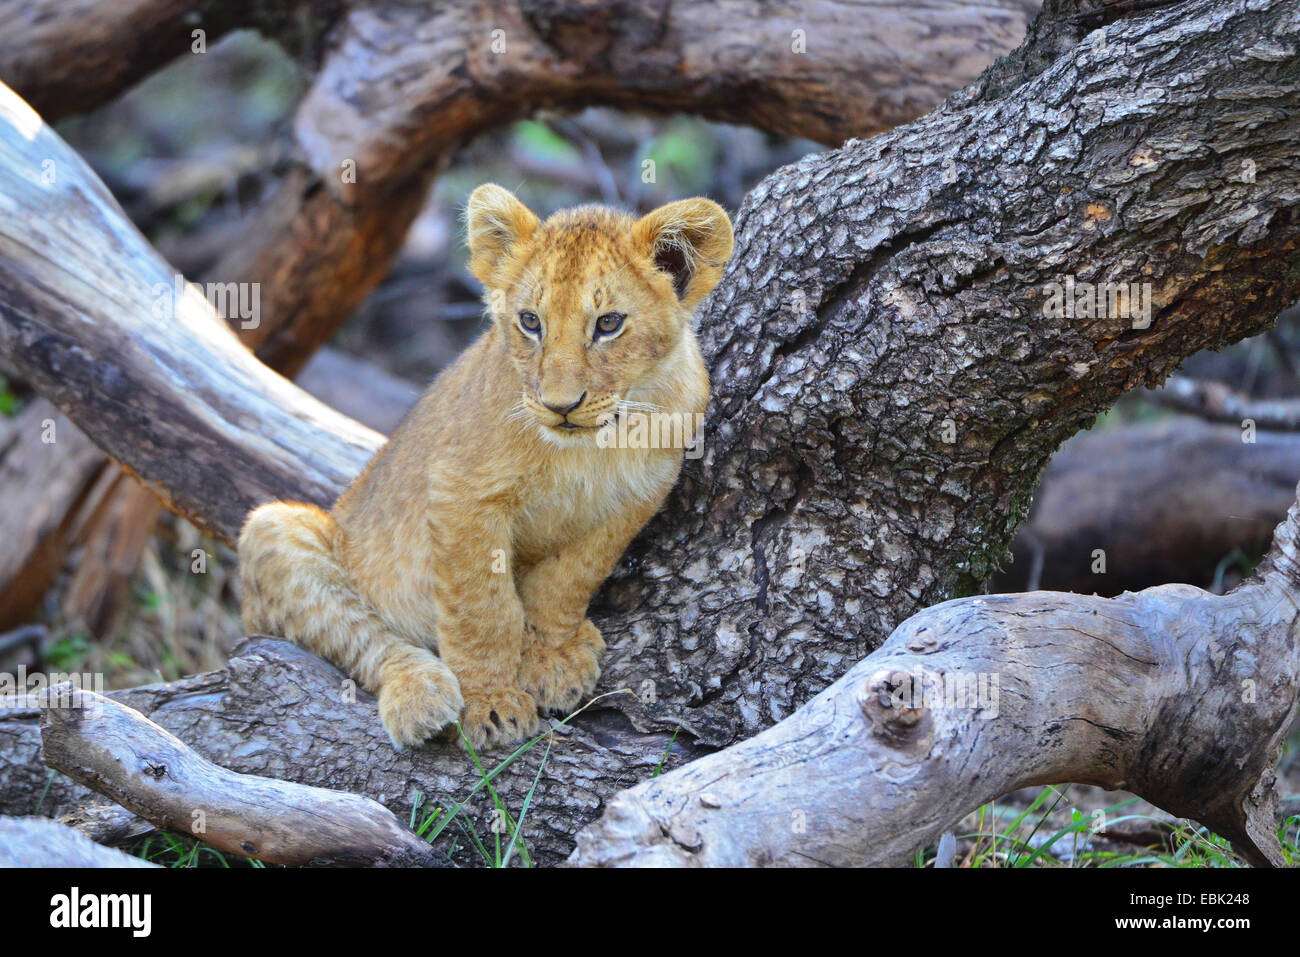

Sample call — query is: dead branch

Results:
[0,82,383,541]
[0,815,158,867]
[39,685,442,867]
[0,638,694,860]
[569,485,1300,867]
[1148,377,1300,431]
[0,400,106,629]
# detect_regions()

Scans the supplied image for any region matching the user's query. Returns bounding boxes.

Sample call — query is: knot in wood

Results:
[860,669,925,740]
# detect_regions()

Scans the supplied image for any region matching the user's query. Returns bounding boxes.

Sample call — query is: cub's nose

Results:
[542,391,586,416]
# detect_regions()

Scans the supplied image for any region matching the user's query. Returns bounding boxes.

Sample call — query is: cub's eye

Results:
[594,313,625,339]
[518,311,541,335]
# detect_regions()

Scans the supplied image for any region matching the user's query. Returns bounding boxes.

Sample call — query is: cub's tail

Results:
[238,502,462,746]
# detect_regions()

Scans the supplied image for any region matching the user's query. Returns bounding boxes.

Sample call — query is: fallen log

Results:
[997,417,1300,594]
[568,484,1300,868]
[0,81,383,541]
[54,348,418,638]
[38,685,442,867]
[0,815,157,867]
[1149,376,1300,431]
[0,638,693,862]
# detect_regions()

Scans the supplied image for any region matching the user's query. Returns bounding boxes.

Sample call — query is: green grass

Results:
[651,725,682,778]
[133,832,272,868]
[411,689,633,867]
[915,785,1300,867]
[0,375,19,416]
[43,632,91,671]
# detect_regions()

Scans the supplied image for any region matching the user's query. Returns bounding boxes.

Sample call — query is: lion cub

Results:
[238,185,732,750]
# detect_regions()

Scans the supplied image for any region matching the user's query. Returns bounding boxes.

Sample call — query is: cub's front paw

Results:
[457,687,541,752]
[517,620,604,714]
[378,659,464,749]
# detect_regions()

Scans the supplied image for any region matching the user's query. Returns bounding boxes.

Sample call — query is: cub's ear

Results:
[633,198,734,310]
[466,184,539,287]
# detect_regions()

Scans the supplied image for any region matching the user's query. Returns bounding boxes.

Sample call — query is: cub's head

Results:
[465,184,732,441]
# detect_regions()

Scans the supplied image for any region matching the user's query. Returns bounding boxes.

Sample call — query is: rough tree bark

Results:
[2,0,1299,866]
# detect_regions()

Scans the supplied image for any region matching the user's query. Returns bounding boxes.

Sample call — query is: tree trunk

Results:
[0,0,1044,625]
[2,0,1299,866]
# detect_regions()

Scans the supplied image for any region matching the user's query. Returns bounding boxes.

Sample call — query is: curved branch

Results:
[39,687,441,867]
[1149,376,1300,431]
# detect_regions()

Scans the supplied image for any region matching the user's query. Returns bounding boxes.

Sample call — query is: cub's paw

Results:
[378,659,464,749]
[457,687,542,752]
[518,620,604,714]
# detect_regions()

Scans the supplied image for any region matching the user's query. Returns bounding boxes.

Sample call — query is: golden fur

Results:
[238,185,733,750]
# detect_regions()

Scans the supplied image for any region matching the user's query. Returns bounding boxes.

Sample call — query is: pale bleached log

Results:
[1151,377,1300,432]
[568,491,1300,868]
[0,816,157,867]
[38,686,442,867]
[0,638,689,865]
[0,82,382,542]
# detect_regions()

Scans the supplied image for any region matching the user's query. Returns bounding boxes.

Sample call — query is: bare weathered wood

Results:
[61,476,166,638]
[1,0,1045,376]
[1150,377,1300,431]
[0,400,107,629]
[58,800,156,846]
[0,401,106,628]
[569,484,1300,868]
[1,0,1041,138]
[0,638,693,861]
[0,815,157,867]
[39,685,442,867]
[52,348,417,637]
[0,81,383,542]
[0,346,416,642]
[0,0,304,121]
